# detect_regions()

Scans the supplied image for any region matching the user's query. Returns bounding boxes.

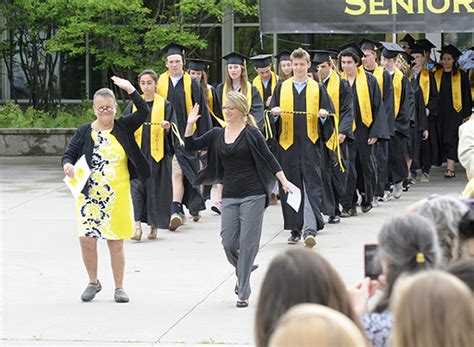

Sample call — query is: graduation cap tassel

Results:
[260,32,264,50]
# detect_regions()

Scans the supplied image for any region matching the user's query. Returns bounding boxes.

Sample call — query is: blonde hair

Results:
[290,47,311,63]
[397,54,413,79]
[269,304,368,347]
[391,270,474,347]
[224,62,249,96]
[225,90,257,128]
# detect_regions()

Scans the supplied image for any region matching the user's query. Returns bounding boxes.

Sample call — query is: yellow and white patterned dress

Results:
[76,130,134,240]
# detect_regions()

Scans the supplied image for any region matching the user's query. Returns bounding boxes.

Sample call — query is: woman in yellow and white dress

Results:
[62,76,150,303]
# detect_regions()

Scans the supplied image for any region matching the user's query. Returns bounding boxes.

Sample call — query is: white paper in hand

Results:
[285,181,301,213]
[63,155,91,199]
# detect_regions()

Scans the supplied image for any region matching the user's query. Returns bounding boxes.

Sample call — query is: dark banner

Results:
[258,0,474,34]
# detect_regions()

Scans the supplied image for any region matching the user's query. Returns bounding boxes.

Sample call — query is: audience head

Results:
[255,248,362,347]
[374,213,440,312]
[448,258,474,292]
[417,196,470,264]
[391,270,474,347]
[269,304,368,347]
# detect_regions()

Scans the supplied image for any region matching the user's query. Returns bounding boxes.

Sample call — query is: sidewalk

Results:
[0,157,466,346]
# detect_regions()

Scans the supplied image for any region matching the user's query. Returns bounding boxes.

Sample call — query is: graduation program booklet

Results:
[286,181,301,213]
[63,155,91,199]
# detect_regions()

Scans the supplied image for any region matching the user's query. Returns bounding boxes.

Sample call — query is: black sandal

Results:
[444,169,456,178]
[236,299,249,308]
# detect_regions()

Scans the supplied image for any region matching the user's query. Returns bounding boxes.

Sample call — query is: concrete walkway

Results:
[0,157,466,346]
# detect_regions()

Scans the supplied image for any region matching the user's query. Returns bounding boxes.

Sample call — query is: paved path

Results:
[0,157,466,346]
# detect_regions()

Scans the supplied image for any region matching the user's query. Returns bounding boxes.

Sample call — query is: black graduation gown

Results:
[216,83,265,131]
[341,72,389,209]
[125,100,177,228]
[270,81,335,231]
[322,76,354,216]
[408,79,429,168]
[437,69,472,161]
[415,70,441,169]
[254,78,280,156]
[387,73,412,184]
[368,70,394,196]
[207,84,224,128]
[165,76,212,214]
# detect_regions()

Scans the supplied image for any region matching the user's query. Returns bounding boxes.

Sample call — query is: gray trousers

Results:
[303,182,318,237]
[220,194,266,300]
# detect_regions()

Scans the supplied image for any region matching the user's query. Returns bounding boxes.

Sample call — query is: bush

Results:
[0,102,97,128]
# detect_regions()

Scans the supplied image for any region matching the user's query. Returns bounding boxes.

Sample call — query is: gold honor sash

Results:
[157,71,195,131]
[435,68,462,113]
[393,69,404,119]
[134,93,165,163]
[342,66,373,130]
[222,81,253,117]
[373,65,384,98]
[253,71,277,101]
[419,69,430,107]
[279,78,319,150]
[325,70,340,151]
[208,86,226,128]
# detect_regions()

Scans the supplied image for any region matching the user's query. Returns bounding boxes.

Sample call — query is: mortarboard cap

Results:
[309,63,318,73]
[380,42,405,59]
[359,39,379,52]
[250,54,273,68]
[438,44,462,59]
[339,42,364,60]
[416,39,436,52]
[311,50,333,65]
[399,51,415,65]
[188,58,212,72]
[399,34,416,46]
[274,50,292,62]
[222,52,247,65]
[327,49,339,60]
[410,44,425,56]
[160,42,187,57]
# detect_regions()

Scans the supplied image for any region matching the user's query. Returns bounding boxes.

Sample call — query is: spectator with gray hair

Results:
[417,195,470,265]
[349,213,441,347]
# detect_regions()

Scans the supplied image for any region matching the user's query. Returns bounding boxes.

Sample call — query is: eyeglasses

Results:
[96,106,115,113]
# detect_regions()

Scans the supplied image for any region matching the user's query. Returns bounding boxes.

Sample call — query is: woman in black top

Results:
[184,91,289,308]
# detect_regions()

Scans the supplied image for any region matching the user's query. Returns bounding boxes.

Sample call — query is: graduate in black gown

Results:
[127,70,177,241]
[410,44,439,182]
[380,42,412,199]
[434,44,472,178]
[338,43,390,216]
[216,52,264,130]
[156,43,212,231]
[270,48,335,248]
[360,39,395,203]
[313,50,354,224]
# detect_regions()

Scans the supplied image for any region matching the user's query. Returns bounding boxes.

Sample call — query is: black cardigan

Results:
[185,126,282,208]
[62,91,151,196]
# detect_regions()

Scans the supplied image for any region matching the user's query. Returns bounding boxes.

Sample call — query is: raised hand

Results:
[187,103,201,124]
[111,76,135,94]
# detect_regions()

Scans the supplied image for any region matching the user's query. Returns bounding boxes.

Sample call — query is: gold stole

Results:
[434,68,462,112]
[419,69,430,106]
[279,78,319,150]
[156,71,195,131]
[325,70,340,151]
[253,72,277,101]
[222,82,253,117]
[392,69,404,119]
[208,86,226,128]
[373,65,384,98]
[342,66,373,130]
[133,93,165,163]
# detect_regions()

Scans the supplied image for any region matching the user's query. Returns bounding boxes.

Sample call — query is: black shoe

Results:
[341,207,357,218]
[361,203,373,213]
[236,299,249,308]
[328,215,341,224]
[287,231,301,244]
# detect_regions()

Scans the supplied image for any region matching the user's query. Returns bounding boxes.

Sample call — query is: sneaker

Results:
[211,201,222,215]
[408,175,416,185]
[191,212,201,222]
[287,231,301,244]
[81,280,102,302]
[402,179,410,192]
[341,207,357,218]
[361,203,373,213]
[420,172,430,183]
[393,182,403,199]
[328,215,341,224]
[114,288,129,303]
[169,213,183,231]
[372,197,379,207]
[304,235,316,248]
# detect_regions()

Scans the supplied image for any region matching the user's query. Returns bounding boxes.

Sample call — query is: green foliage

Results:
[0,102,95,128]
